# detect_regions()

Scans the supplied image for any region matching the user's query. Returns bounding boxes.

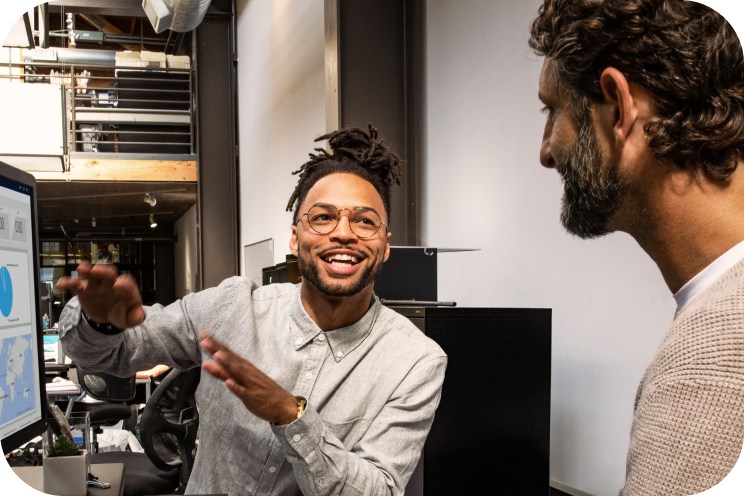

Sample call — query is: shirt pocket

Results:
[322,417,370,448]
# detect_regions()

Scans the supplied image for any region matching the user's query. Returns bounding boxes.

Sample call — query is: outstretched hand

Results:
[200,331,299,425]
[57,262,145,329]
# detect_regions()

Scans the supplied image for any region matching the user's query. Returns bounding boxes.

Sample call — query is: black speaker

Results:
[396,306,552,496]
[376,247,438,301]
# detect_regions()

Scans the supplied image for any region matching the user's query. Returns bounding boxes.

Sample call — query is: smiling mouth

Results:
[323,253,361,266]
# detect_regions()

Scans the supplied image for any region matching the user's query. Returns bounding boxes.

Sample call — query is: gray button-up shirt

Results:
[59,278,447,496]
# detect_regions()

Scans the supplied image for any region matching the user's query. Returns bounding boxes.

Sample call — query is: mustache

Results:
[317,245,369,260]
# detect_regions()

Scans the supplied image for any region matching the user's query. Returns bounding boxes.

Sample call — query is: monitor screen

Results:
[0,161,47,455]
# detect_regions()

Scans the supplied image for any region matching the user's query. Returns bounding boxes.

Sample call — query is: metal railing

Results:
[1,60,195,160]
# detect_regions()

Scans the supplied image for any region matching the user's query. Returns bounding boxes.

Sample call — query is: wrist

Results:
[272,396,307,426]
[81,309,125,335]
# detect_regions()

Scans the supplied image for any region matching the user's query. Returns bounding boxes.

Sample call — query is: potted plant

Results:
[43,415,90,496]
[47,434,82,457]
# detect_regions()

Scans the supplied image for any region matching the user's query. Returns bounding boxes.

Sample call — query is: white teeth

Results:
[325,254,358,264]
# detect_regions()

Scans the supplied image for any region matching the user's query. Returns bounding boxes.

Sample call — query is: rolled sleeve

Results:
[273,407,326,460]
[271,355,447,496]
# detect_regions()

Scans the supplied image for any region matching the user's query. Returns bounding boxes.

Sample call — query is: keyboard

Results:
[45,379,81,395]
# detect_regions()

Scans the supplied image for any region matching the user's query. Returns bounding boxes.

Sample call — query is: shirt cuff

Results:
[271,406,323,461]
[58,297,126,340]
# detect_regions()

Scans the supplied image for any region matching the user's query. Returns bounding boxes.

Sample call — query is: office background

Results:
[0,1,741,495]
[237,2,673,494]
[237,1,741,494]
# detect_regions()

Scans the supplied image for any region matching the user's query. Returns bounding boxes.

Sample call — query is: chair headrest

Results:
[76,367,136,403]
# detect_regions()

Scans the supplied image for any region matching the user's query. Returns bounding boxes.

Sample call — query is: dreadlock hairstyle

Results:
[286,125,403,222]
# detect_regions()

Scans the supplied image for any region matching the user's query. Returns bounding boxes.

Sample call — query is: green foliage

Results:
[48,435,81,457]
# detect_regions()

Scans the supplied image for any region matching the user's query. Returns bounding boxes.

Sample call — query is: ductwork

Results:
[24,47,116,65]
[142,0,212,34]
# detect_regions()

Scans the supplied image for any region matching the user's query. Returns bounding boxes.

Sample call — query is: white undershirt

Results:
[674,240,744,312]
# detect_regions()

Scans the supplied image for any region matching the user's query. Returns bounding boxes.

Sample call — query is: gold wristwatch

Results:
[295,396,307,420]
[272,396,307,426]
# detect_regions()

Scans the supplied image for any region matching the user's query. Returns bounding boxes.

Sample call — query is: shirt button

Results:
[305,372,313,380]
[336,351,343,358]
[318,334,326,342]
[295,338,302,346]
[269,466,276,474]
[293,434,301,442]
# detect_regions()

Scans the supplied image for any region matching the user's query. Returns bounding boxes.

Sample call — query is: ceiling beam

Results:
[78,13,138,50]
[48,0,146,18]
[31,158,197,181]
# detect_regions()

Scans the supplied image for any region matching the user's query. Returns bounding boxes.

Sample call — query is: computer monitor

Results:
[0,161,48,454]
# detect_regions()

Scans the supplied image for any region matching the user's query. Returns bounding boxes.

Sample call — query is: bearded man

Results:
[531,1,744,494]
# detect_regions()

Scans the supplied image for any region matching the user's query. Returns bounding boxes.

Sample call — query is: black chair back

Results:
[77,368,136,403]
[139,366,201,494]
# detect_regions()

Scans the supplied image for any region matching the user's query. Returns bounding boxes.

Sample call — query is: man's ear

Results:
[598,67,637,148]
[289,224,299,256]
[383,230,391,262]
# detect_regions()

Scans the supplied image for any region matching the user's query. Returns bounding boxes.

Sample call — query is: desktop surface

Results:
[12,462,124,496]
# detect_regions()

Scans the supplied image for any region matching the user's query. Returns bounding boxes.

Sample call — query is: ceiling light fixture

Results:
[144,193,157,207]
[149,214,157,228]
[91,217,96,228]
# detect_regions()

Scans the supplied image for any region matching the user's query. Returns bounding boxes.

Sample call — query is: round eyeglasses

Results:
[296,203,387,239]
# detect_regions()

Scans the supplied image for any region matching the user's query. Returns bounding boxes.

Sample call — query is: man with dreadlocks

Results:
[57,125,447,496]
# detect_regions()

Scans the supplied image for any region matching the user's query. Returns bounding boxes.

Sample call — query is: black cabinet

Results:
[396,306,552,496]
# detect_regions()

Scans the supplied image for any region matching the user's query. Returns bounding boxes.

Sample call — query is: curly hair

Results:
[529,0,744,181]
[286,125,403,222]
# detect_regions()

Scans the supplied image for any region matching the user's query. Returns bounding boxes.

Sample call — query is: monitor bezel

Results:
[0,161,48,455]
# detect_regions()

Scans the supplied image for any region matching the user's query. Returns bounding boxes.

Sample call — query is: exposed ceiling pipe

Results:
[143,0,212,34]
[24,47,116,65]
[38,3,49,49]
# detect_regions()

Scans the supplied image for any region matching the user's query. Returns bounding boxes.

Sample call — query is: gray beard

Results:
[558,111,626,239]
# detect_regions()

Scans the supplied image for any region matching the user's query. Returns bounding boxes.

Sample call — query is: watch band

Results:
[81,309,125,336]
[296,396,307,420]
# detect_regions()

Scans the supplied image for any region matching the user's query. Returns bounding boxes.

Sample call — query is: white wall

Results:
[236,0,326,271]
[423,1,675,494]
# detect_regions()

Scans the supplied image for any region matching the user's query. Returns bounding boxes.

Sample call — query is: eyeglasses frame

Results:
[294,203,388,239]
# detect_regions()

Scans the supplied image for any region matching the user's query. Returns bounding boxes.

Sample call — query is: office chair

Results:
[138,366,200,493]
[78,367,201,496]
[75,368,137,453]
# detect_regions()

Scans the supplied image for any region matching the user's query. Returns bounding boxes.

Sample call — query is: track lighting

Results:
[144,193,157,207]
[91,217,96,228]
[149,214,157,228]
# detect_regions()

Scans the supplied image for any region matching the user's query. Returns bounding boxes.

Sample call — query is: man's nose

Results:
[330,214,357,240]
[540,138,556,169]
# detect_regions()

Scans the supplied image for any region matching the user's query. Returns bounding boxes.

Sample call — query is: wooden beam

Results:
[32,158,197,181]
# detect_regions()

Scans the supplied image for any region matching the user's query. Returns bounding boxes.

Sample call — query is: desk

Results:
[12,462,124,496]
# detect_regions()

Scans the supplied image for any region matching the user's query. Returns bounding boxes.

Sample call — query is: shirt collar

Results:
[674,239,744,312]
[289,284,381,362]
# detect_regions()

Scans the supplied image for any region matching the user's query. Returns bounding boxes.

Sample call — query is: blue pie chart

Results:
[0,266,12,317]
